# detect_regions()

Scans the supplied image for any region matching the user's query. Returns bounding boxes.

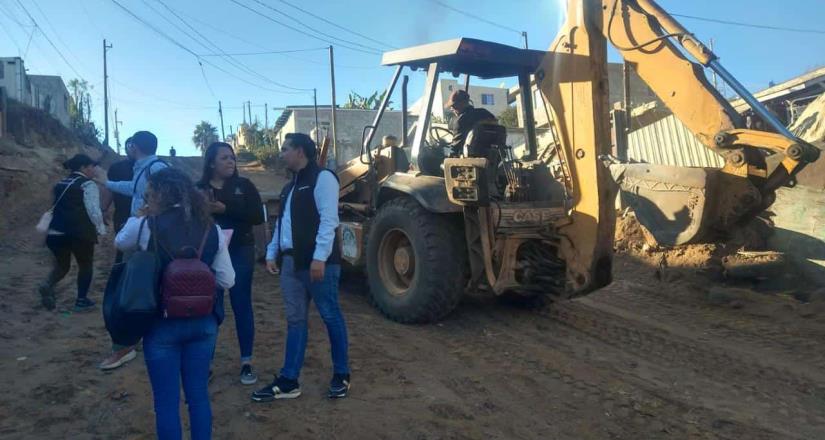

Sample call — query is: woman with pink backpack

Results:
[115,167,234,440]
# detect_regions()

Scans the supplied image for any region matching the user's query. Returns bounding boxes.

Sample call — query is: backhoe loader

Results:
[330,0,820,323]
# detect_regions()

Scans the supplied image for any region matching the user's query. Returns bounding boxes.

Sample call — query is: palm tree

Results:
[192,121,219,154]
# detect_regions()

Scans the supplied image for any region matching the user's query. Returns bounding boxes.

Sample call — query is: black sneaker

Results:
[251,376,301,402]
[328,373,351,399]
[240,364,258,385]
[73,298,96,312]
[39,284,55,310]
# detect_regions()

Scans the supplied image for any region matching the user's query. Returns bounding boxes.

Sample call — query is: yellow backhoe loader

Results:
[328,0,819,323]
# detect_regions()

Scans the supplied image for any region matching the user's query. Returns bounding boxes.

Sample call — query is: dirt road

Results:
[1,230,825,440]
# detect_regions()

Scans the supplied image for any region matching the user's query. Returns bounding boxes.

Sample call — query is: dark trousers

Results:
[228,245,256,363]
[45,235,95,300]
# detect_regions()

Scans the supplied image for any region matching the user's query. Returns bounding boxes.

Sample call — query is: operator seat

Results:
[464,122,507,163]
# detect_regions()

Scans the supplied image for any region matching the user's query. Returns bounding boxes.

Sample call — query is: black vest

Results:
[278,162,341,271]
[50,173,97,242]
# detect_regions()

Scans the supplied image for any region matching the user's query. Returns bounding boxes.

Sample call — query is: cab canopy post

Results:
[410,62,441,170]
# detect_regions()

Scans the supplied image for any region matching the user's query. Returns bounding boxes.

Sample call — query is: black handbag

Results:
[101,218,162,346]
[116,217,162,315]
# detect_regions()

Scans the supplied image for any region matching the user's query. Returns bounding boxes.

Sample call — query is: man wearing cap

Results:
[94,131,168,216]
[445,89,497,157]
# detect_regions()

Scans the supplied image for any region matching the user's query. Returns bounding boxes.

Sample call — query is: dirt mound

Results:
[614,211,719,269]
[0,102,114,250]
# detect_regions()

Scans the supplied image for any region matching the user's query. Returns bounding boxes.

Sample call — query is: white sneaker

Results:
[99,347,137,371]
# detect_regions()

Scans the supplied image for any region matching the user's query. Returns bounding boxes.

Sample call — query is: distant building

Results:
[273,105,404,163]
[0,57,72,127]
[509,62,658,128]
[29,75,70,127]
[0,57,32,106]
[409,78,510,121]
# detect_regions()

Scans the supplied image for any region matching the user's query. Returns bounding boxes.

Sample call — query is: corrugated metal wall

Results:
[627,114,725,168]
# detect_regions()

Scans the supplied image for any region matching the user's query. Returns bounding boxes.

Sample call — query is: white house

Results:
[410,78,510,122]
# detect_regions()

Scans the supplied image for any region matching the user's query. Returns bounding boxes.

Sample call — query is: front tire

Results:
[366,197,467,323]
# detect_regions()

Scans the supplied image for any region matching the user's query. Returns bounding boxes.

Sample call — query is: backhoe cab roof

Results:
[381,38,546,79]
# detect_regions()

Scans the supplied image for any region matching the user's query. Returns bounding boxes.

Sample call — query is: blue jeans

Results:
[279,256,349,380]
[143,316,217,440]
[228,245,256,363]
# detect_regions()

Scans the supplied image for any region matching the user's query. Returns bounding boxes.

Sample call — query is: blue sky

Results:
[1,0,824,156]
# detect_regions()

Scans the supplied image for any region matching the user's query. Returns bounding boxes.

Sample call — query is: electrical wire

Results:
[155,0,313,92]
[229,0,381,55]
[275,0,396,49]
[249,0,383,53]
[108,0,310,95]
[430,0,522,35]
[13,0,86,80]
[198,47,329,56]
[167,6,375,69]
[31,0,87,69]
[672,13,825,36]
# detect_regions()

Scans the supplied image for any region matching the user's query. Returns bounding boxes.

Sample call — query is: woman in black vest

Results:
[39,154,106,311]
[115,167,235,440]
[197,142,264,385]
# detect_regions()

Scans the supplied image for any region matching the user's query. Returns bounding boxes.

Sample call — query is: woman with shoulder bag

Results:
[115,167,235,440]
[197,142,264,385]
[39,154,106,311]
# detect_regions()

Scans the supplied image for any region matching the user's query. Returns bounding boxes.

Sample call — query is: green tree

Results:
[498,105,519,128]
[66,78,100,146]
[192,121,219,154]
[343,90,392,110]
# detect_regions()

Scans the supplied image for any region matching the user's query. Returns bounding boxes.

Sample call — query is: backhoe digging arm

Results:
[539,0,819,295]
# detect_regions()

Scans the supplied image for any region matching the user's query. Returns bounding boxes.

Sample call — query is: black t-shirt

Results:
[448,106,497,156]
[198,176,264,250]
[107,159,134,232]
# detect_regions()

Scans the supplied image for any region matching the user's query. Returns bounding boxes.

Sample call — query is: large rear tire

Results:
[366,197,467,323]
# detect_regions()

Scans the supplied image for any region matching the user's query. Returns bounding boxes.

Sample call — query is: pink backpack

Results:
[160,225,216,319]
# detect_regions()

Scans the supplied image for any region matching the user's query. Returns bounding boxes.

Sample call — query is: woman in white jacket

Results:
[39,154,106,311]
[116,167,234,440]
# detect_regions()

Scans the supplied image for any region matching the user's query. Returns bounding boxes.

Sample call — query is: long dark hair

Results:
[199,142,238,186]
[146,167,212,226]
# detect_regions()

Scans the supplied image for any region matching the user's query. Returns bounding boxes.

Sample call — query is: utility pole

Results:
[218,101,226,141]
[328,46,338,169]
[229,124,235,148]
[521,31,528,49]
[242,103,246,125]
[247,101,253,125]
[313,88,319,145]
[264,103,269,149]
[103,39,113,147]
[114,108,122,154]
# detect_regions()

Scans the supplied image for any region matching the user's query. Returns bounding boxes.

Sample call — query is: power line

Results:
[248,0,383,53]
[198,47,328,56]
[430,0,522,35]
[13,0,86,80]
[31,0,88,70]
[169,7,375,69]
[229,0,381,55]
[672,13,825,35]
[275,0,396,49]
[154,0,312,92]
[108,0,310,96]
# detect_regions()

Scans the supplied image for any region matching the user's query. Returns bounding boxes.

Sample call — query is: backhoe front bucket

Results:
[609,163,718,246]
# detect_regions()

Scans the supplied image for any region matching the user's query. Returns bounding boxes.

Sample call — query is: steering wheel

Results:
[428,126,454,147]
